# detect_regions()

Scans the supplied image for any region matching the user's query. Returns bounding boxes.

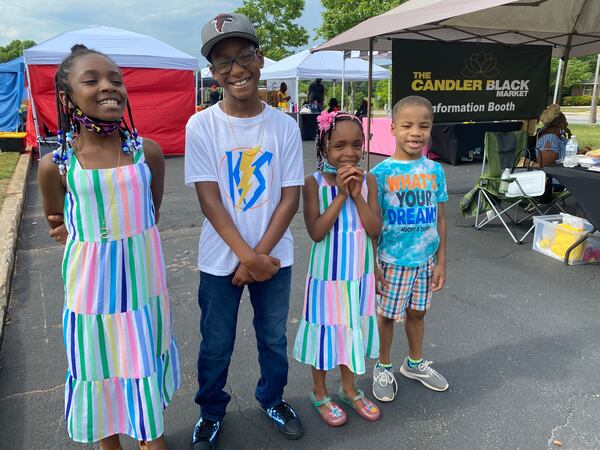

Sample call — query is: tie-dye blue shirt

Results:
[371,156,448,267]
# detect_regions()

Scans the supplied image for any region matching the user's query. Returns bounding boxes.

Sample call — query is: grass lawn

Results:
[0,152,20,211]
[569,124,600,149]
[561,106,596,113]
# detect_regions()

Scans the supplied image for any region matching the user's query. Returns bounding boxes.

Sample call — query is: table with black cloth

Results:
[286,113,318,141]
[543,165,600,263]
[430,121,523,165]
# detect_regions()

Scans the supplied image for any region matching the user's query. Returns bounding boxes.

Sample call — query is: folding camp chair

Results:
[473,130,568,244]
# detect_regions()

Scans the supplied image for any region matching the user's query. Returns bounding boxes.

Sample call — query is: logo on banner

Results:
[219,146,273,211]
[460,52,500,78]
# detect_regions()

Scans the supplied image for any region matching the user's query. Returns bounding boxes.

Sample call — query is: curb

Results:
[0,153,31,350]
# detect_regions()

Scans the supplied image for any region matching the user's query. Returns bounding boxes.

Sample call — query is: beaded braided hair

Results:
[53,44,142,174]
[315,111,365,170]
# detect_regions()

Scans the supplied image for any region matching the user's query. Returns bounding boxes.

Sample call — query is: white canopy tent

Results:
[260,49,390,112]
[313,0,600,161]
[24,25,197,69]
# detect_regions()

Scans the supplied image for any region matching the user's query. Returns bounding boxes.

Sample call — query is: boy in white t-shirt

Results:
[185,12,305,449]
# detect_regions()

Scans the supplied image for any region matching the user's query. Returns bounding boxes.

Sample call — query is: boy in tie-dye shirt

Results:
[370,96,449,403]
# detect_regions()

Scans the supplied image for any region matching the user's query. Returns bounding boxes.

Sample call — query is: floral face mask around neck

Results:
[72,108,121,136]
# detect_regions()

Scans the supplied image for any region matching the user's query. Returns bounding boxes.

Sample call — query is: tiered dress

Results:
[294,172,379,374]
[62,149,179,443]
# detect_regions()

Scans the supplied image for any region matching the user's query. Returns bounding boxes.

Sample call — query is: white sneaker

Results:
[372,363,398,402]
[400,358,449,392]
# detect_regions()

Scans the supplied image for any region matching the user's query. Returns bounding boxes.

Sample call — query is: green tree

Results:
[235,0,309,60]
[0,40,36,63]
[549,56,595,94]
[317,0,407,40]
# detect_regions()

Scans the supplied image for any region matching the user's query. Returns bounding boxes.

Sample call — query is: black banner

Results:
[392,40,551,123]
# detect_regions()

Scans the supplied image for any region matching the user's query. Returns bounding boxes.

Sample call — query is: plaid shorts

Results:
[377,258,434,320]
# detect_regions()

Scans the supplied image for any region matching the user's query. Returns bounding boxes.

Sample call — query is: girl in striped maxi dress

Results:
[294,111,382,427]
[38,45,179,450]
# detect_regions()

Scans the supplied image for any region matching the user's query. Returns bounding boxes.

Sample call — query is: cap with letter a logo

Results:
[201,12,260,60]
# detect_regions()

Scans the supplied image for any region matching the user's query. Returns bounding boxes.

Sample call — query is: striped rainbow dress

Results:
[61,148,179,443]
[294,172,378,374]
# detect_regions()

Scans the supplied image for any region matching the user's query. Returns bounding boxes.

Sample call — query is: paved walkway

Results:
[1,145,599,449]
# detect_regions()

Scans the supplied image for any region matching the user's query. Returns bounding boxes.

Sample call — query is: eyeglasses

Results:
[210,48,259,75]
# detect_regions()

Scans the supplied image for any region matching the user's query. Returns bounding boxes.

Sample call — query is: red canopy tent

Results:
[23,26,197,155]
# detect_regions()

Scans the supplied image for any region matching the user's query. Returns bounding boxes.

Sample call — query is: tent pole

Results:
[195,71,199,108]
[295,77,300,124]
[341,55,346,110]
[24,61,41,159]
[552,59,562,104]
[589,54,600,124]
[387,67,391,116]
[200,71,204,106]
[366,37,374,170]
[557,35,572,105]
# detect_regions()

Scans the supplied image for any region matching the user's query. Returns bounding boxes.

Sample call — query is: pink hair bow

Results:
[316,110,335,132]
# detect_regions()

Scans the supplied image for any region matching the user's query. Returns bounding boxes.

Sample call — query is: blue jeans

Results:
[195,266,291,421]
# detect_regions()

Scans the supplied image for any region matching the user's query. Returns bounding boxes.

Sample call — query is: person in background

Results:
[309,99,321,113]
[535,104,572,167]
[209,83,221,106]
[308,78,325,111]
[19,104,28,132]
[327,98,339,113]
[355,99,368,119]
[277,82,291,111]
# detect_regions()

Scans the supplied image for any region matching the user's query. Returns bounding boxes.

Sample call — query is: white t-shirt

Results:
[184,103,304,276]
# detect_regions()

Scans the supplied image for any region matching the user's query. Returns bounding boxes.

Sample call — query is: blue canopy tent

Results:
[0,56,26,131]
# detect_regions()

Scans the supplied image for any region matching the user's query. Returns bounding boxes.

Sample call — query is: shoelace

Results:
[270,402,295,421]
[374,368,396,387]
[418,360,434,372]
[194,419,218,441]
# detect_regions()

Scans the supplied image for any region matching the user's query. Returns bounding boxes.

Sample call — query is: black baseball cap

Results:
[201,13,260,60]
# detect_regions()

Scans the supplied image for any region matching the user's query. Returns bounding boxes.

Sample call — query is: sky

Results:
[0,0,324,66]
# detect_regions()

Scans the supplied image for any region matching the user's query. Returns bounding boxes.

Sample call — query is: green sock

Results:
[407,357,422,368]
[376,361,393,369]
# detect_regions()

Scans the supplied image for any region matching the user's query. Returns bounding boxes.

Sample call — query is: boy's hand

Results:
[244,253,281,282]
[374,264,387,295]
[232,264,254,287]
[431,263,446,292]
[48,214,67,245]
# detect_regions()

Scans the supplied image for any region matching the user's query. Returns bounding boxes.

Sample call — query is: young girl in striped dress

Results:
[38,45,179,450]
[294,111,382,426]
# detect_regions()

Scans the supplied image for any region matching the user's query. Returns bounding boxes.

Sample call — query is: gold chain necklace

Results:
[76,146,122,240]
[223,100,266,150]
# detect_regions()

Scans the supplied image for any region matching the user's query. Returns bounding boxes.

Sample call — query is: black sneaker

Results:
[261,401,303,440]
[191,417,220,450]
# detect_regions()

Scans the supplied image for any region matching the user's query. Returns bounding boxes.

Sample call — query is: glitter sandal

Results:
[337,387,380,422]
[310,392,347,427]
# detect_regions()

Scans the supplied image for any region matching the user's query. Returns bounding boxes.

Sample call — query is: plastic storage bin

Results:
[532,214,600,265]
